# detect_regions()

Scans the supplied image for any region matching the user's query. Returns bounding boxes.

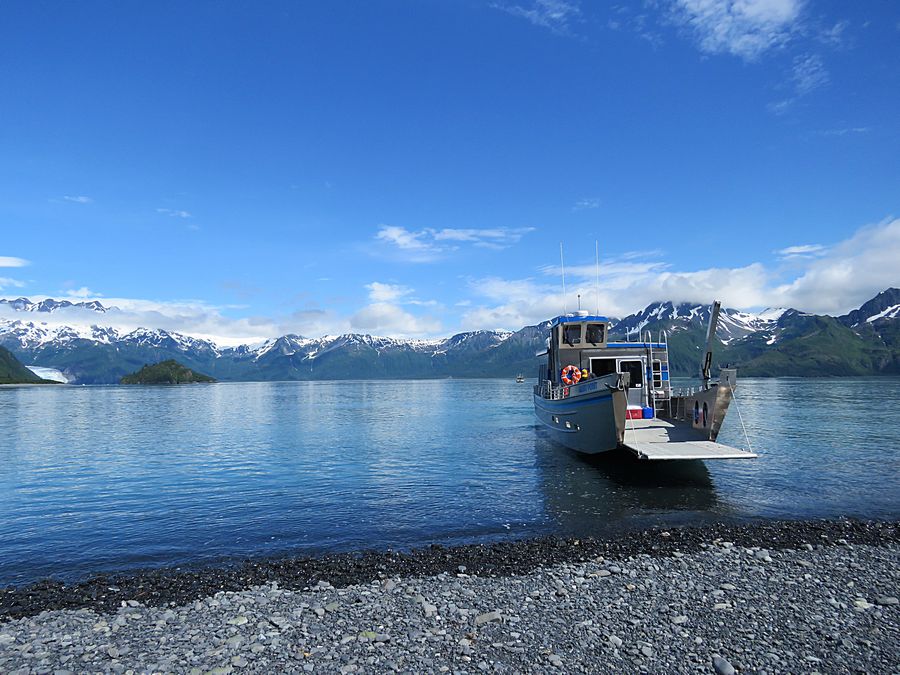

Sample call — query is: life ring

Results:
[561,365,582,385]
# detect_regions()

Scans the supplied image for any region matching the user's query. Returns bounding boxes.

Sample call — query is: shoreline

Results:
[0,518,897,673]
[3,517,896,623]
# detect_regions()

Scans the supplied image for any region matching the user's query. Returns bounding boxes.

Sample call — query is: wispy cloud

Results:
[768,52,830,115]
[573,197,600,211]
[0,256,30,268]
[157,208,192,219]
[814,126,870,137]
[494,0,581,35]
[775,243,827,259]
[63,195,92,204]
[0,277,26,292]
[670,0,804,62]
[818,20,849,48]
[791,53,829,95]
[375,225,535,261]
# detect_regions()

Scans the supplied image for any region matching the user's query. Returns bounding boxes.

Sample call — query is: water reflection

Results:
[533,429,723,537]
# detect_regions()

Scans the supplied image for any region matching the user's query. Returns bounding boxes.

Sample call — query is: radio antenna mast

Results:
[595,240,601,315]
[560,242,567,315]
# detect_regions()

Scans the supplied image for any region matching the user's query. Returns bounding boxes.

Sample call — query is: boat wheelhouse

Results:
[533,303,756,461]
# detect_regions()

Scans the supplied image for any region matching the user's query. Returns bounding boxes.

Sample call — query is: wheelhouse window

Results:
[585,323,606,345]
[562,323,582,345]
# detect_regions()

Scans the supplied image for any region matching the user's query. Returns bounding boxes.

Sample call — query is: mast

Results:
[700,300,722,388]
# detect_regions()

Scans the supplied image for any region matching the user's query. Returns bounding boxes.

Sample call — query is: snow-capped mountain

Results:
[0,297,108,313]
[1,291,897,383]
[838,288,900,328]
[611,301,788,345]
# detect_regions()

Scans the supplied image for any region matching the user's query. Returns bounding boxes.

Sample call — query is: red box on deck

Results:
[626,408,643,420]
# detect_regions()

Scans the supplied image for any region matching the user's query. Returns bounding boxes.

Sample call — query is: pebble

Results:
[475,610,502,626]
[713,655,736,675]
[0,522,896,674]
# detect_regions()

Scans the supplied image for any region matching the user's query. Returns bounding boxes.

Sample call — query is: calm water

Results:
[1,378,898,585]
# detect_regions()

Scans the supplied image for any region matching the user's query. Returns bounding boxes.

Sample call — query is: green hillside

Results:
[121,360,217,384]
[0,346,55,384]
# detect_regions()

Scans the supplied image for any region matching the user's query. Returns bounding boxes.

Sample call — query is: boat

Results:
[533,301,756,461]
[516,373,525,383]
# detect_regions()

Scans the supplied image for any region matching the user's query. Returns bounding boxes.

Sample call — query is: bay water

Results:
[1,378,898,585]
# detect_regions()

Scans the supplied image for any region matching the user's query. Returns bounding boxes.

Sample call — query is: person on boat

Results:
[581,368,590,380]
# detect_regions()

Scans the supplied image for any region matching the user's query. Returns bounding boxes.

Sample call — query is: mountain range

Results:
[1,289,897,384]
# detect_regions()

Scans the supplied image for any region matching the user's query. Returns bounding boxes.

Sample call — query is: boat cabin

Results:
[536,310,672,413]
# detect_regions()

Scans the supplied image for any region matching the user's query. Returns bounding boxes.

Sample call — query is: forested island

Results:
[120,360,216,384]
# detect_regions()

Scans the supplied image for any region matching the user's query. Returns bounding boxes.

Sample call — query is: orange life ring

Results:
[561,365,581,385]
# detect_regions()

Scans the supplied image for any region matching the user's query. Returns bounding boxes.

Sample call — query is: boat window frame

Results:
[584,322,607,346]
[559,322,583,348]
[617,358,644,388]
[589,356,617,377]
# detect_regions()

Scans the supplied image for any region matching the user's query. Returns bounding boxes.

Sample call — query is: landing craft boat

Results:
[516,373,525,383]
[533,301,757,461]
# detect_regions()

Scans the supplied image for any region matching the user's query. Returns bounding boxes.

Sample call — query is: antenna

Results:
[560,242,567,314]
[595,240,601,315]
[577,293,581,311]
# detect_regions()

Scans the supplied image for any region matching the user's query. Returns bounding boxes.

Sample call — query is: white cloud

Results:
[771,217,900,313]
[366,282,413,303]
[157,208,192,219]
[461,218,900,328]
[63,195,92,204]
[349,303,441,337]
[671,0,804,61]
[496,0,581,35]
[0,256,29,267]
[62,286,98,298]
[374,225,534,261]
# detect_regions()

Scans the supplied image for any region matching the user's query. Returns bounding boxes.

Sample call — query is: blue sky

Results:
[1,0,898,343]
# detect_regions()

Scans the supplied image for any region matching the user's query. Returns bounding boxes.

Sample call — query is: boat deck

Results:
[622,418,757,461]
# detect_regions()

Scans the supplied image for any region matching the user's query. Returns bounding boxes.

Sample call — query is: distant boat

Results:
[533,302,756,462]
[515,373,525,383]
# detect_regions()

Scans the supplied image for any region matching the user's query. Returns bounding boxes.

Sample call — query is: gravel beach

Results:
[1,519,897,673]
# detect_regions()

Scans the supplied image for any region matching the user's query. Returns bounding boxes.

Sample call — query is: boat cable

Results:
[729,384,754,453]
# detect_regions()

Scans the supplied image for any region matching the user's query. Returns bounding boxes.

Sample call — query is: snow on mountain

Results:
[0,297,109,313]
[0,319,115,348]
[866,304,900,322]
[839,288,900,328]
[612,301,791,345]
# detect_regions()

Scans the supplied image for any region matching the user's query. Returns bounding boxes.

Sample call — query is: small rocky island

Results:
[120,359,216,384]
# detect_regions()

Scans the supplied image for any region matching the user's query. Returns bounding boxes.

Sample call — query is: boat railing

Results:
[538,380,571,400]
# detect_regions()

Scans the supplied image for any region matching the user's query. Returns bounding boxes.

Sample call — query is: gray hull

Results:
[533,377,626,455]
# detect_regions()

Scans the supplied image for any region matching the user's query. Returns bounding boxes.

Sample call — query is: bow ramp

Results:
[622,418,757,461]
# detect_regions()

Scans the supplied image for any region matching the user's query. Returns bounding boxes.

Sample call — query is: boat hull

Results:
[533,377,626,455]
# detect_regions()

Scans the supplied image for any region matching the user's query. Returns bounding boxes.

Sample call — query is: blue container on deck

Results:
[642,406,654,419]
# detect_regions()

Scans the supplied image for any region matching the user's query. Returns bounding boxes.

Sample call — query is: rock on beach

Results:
[0,519,897,673]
